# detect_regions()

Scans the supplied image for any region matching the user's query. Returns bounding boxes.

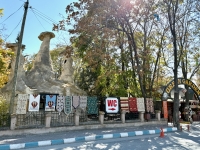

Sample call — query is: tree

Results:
[0,12,14,88]
[56,1,199,120]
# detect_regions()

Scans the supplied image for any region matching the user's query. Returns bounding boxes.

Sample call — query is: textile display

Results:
[80,96,87,110]
[45,95,56,111]
[128,97,138,112]
[146,98,154,113]
[87,96,98,115]
[136,98,145,112]
[64,96,72,115]
[120,97,129,112]
[16,94,29,114]
[72,96,80,109]
[56,95,65,113]
[28,94,40,111]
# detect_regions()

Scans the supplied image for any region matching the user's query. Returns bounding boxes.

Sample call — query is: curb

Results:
[0,127,177,150]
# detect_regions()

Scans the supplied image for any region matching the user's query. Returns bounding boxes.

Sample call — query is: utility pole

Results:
[9,0,29,114]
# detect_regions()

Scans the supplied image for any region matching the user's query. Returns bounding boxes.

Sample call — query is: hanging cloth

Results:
[56,95,65,114]
[80,96,87,110]
[146,98,154,113]
[64,96,72,115]
[28,94,40,111]
[87,96,98,115]
[45,95,56,111]
[120,97,129,112]
[72,96,80,109]
[149,98,154,113]
[137,97,145,112]
[128,97,138,112]
[16,94,29,114]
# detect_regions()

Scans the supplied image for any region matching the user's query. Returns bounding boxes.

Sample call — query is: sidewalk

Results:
[0,120,178,150]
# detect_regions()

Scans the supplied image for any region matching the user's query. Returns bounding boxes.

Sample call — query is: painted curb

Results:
[0,127,177,150]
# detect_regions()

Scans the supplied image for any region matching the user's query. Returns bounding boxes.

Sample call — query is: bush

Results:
[0,95,10,127]
[0,95,9,113]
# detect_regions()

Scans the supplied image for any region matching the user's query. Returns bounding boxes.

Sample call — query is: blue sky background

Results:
[0,0,78,55]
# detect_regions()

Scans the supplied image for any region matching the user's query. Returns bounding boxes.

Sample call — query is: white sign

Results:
[105,97,119,113]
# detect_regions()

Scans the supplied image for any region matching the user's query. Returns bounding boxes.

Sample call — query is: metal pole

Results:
[9,0,29,114]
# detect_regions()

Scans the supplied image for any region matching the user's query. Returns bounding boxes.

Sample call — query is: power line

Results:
[4,18,22,41]
[0,4,23,24]
[30,8,53,25]
[30,7,58,24]
[30,8,46,30]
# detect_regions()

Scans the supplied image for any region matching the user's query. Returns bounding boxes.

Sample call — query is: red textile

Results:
[128,97,138,112]
[120,97,129,112]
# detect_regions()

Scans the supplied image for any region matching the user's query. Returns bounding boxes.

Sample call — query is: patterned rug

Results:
[56,95,65,114]
[64,96,72,115]
[146,98,154,113]
[72,96,80,109]
[45,95,56,111]
[28,94,40,111]
[80,96,87,110]
[120,97,129,112]
[128,97,138,112]
[16,94,29,114]
[137,98,145,112]
[87,96,98,115]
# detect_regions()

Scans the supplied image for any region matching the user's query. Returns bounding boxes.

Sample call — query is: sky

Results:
[0,0,78,55]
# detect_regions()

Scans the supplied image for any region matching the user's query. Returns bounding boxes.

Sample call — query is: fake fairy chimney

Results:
[59,46,74,84]
[1,31,86,97]
[26,31,64,94]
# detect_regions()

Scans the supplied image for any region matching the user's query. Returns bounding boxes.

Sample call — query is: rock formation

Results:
[1,31,86,97]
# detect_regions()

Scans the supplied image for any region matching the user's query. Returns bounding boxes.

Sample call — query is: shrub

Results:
[0,95,10,127]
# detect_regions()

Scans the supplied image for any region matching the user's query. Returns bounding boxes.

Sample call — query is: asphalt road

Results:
[25,129,200,150]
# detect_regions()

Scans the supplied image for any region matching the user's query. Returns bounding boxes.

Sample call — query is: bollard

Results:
[187,124,190,131]
[180,125,182,131]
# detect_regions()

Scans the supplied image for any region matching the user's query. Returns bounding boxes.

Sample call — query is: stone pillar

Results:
[34,32,55,72]
[156,110,161,121]
[121,110,126,123]
[99,111,105,125]
[74,111,80,126]
[139,111,145,122]
[45,113,51,128]
[6,43,25,82]
[10,114,17,130]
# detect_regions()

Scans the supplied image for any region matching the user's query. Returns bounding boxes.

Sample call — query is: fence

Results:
[11,111,161,130]
[0,113,10,130]
[16,111,45,129]
[50,112,74,127]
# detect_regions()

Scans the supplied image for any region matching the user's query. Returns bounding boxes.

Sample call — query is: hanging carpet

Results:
[45,95,56,111]
[128,97,138,112]
[120,97,129,112]
[64,96,72,115]
[87,96,98,115]
[80,96,87,110]
[16,94,29,114]
[136,98,145,112]
[146,98,154,113]
[56,95,65,113]
[28,94,40,111]
[72,96,80,109]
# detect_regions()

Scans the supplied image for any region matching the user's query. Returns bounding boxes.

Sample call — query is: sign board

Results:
[162,78,200,101]
[105,97,119,113]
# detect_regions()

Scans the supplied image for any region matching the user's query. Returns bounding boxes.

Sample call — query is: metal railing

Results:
[16,111,45,129]
[0,113,10,130]
[50,112,74,127]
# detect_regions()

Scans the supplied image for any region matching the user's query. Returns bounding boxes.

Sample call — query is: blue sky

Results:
[0,0,78,55]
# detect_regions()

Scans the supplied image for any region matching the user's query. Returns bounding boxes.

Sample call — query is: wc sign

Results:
[105,97,119,113]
